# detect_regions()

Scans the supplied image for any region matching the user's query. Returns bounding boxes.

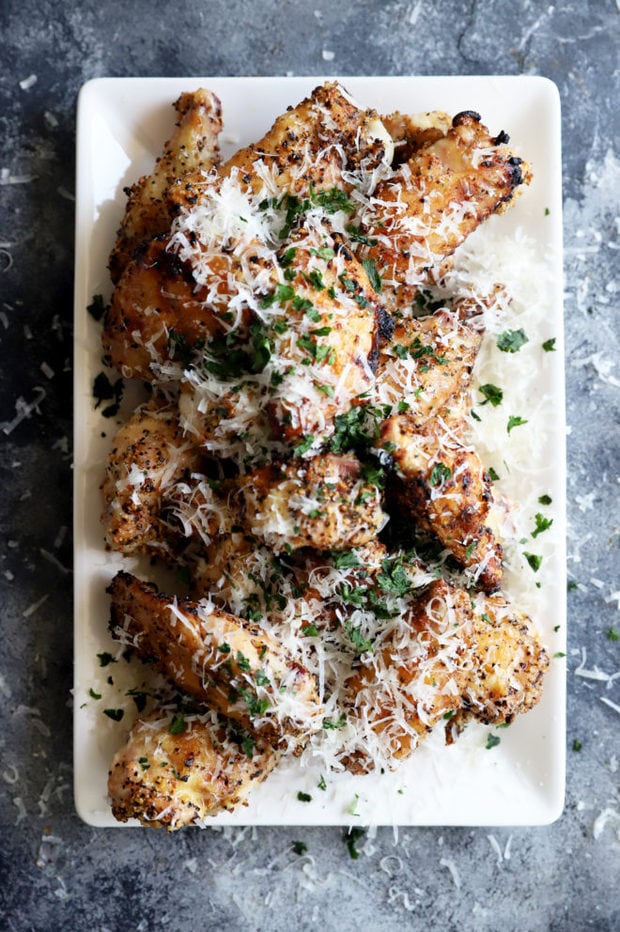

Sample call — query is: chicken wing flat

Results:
[109,89,223,284]
[343,579,548,773]
[108,707,277,829]
[101,399,203,556]
[353,112,531,305]
[380,412,502,592]
[108,571,322,752]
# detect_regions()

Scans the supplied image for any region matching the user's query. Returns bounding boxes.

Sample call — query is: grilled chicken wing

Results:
[109,89,223,284]
[103,237,276,381]
[108,571,321,752]
[177,230,387,452]
[213,80,393,198]
[237,453,387,553]
[101,400,203,556]
[380,412,502,592]
[108,707,277,829]
[343,579,548,772]
[373,306,483,419]
[354,112,531,307]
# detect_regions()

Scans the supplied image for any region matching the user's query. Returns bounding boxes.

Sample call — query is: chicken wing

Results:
[237,452,387,553]
[101,399,203,556]
[108,571,321,753]
[109,89,223,284]
[353,112,531,307]
[380,412,502,592]
[373,306,483,419]
[108,707,277,829]
[343,579,548,772]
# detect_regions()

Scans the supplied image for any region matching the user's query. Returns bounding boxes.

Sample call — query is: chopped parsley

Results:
[346,223,377,246]
[531,513,553,538]
[332,550,360,569]
[236,651,251,672]
[523,552,542,572]
[292,841,308,856]
[88,688,101,700]
[297,791,312,803]
[572,739,582,752]
[138,757,150,771]
[93,372,124,418]
[97,652,117,667]
[538,494,552,505]
[488,467,500,481]
[301,624,319,637]
[607,627,619,642]
[218,642,231,654]
[318,774,327,791]
[322,715,347,730]
[294,434,315,456]
[241,736,255,759]
[479,383,503,407]
[346,794,360,816]
[429,462,452,486]
[344,826,365,859]
[497,328,529,353]
[542,338,556,352]
[554,652,566,658]
[345,622,374,654]
[169,713,186,735]
[310,246,335,260]
[361,257,382,293]
[86,293,106,321]
[103,708,124,722]
[507,415,528,433]
[311,186,354,214]
[485,733,501,750]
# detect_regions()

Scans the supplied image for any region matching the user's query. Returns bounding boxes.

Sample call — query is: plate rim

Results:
[73,74,566,828]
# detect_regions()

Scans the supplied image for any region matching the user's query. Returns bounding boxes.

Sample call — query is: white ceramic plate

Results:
[74,75,565,827]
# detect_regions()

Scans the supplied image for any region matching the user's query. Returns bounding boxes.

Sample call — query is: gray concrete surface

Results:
[0,1,618,930]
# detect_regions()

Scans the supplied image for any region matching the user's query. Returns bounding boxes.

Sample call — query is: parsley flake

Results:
[524,552,542,572]
[479,383,503,407]
[497,328,529,353]
[344,827,365,859]
[542,338,556,352]
[507,415,528,433]
[531,512,553,538]
[485,734,501,750]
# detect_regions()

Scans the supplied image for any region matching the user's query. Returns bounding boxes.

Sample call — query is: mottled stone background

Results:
[0,1,618,930]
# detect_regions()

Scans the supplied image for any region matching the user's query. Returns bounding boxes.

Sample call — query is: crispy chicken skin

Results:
[109,89,223,284]
[343,579,548,772]
[237,453,386,553]
[107,571,321,751]
[108,708,278,829]
[381,413,502,592]
[101,400,203,555]
[357,112,531,303]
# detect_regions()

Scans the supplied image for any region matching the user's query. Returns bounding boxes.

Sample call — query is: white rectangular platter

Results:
[74,75,565,827]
